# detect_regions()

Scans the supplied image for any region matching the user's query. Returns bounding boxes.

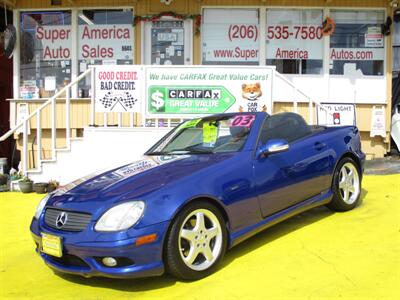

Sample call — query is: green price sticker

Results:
[179,118,201,130]
[203,122,218,146]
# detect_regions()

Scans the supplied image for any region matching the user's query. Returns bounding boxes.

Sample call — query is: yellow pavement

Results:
[1,174,399,300]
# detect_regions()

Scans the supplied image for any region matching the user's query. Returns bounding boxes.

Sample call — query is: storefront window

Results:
[393,18,400,73]
[78,9,134,97]
[266,9,323,75]
[151,20,185,65]
[202,8,259,65]
[330,10,385,76]
[20,11,72,99]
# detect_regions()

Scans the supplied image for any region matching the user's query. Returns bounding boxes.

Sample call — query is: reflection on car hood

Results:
[53,154,233,201]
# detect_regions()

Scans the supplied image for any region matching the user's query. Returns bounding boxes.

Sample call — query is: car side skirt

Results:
[229,190,333,248]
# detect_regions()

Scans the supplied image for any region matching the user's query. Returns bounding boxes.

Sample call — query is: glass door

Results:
[143,18,192,65]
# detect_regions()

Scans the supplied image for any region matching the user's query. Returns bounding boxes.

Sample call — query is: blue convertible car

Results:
[30,112,365,280]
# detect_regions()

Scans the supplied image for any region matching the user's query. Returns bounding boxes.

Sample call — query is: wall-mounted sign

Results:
[78,25,133,60]
[145,66,273,118]
[365,26,384,48]
[36,25,72,60]
[266,10,324,60]
[370,106,386,137]
[16,103,30,134]
[317,103,356,126]
[202,9,260,63]
[35,24,133,61]
[94,65,142,112]
[365,33,384,48]
[330,48,384,61]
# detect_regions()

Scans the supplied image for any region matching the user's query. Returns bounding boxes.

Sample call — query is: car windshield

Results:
[146,114,257,155]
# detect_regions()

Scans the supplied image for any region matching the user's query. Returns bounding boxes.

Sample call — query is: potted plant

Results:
[33,182,48,194]
[19,176,33,193]
[47,180,59,193]
[0,184,9,192]
[0,174,7,185]
[9,171,23,191]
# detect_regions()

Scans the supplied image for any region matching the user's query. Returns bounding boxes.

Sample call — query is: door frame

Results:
[141,16,193,65]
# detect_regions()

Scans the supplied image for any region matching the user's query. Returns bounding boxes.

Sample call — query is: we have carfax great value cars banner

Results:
[145,66,273,118]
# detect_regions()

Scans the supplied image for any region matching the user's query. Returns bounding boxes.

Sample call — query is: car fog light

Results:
[102,257,117,267]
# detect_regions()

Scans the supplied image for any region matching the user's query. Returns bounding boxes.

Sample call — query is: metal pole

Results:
[293,88,298,113]
[22,120,28,175]
[104,113,108,127]
[130,112,134,127]
[90,67,96,126]
[66,88,71,148]
[51,98,56,160]
[36,110,42,168]
[118,112,122,127]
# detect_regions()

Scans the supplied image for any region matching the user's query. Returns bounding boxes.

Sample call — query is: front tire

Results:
[165,201,227,280]
[327,157,361,212]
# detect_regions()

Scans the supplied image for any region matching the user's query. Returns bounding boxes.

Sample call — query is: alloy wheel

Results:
[338,162,360,204]
[178,209,223,271]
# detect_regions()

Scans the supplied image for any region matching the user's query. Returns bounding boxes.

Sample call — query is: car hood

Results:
[48,154,234,211]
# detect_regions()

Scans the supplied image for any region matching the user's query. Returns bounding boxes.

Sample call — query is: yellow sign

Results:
[179,118,201,129]
[203,122,218,145]
[41,233,62,258]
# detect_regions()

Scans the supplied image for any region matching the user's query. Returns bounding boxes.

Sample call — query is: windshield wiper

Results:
[147,148,214,156]
[146,151,171,156]
[185,149,214,154]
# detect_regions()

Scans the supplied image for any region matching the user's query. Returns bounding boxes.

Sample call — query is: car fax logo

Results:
[149,86,222,112]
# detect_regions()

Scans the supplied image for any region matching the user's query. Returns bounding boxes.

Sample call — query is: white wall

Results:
[30,127,171,185]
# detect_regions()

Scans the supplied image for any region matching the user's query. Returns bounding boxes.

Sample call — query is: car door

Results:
[253,113,332,218]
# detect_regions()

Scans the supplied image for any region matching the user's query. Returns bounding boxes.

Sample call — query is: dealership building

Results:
[0,0,399,182]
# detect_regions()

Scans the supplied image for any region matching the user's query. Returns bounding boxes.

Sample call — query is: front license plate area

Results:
[41,233,62,258]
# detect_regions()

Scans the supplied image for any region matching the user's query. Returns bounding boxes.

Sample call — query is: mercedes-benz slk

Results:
[30,112,365,280]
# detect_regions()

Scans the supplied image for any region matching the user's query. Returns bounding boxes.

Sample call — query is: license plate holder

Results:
[41,233,62,258]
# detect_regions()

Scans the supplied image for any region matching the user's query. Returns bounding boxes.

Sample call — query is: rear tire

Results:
[165,201,227,280]
[327,157,361,212]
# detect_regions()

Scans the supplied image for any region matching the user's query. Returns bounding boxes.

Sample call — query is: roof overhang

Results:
[0,0,17,10]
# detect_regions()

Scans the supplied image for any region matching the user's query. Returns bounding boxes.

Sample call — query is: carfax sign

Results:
[145,66,273,118]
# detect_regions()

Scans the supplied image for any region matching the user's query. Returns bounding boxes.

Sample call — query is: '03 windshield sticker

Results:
[231,114,256,127]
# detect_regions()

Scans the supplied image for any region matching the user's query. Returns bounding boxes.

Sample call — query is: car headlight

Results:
[95,201,145,232]
[35,194,50,219]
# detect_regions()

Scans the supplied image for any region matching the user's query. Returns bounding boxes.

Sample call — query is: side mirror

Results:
[257,139,289,158]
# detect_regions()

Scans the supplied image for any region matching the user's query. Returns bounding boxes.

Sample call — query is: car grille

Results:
[48,254,90,269]
[44,208,92,232]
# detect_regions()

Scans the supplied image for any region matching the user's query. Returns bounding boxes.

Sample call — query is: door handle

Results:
[314,142,326,150]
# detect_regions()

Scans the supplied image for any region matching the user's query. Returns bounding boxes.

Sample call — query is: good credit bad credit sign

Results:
[146,67,273,117]
[95,65,141,112]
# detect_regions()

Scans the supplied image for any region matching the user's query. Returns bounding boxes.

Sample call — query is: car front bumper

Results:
[30,217,169,279]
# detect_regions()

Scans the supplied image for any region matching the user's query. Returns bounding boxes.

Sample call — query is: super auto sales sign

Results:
[35,25,133,61]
